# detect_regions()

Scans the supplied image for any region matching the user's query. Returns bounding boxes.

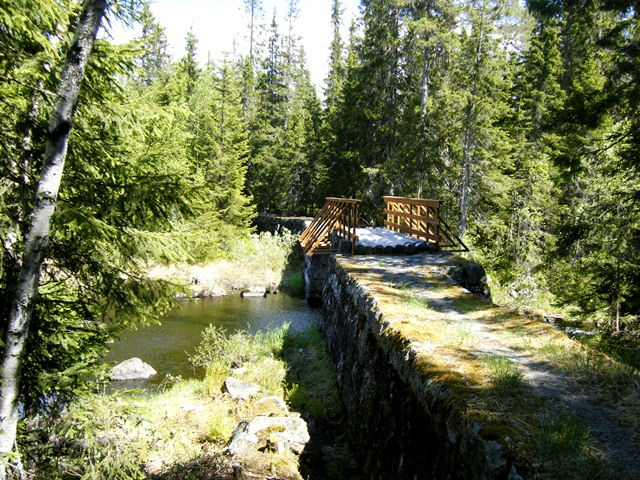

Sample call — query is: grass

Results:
[530,416,611,479]
[448,321,474,349]
[336,256,637,479]
[280,269,305,297]
[583,332,640,371]
[281,325,360,480]
[26,381,234,479]
[147,230,300,295]
[484,355,524,394]
[22,321,356,480]
[400,295,432,310]
[282,326,342,420]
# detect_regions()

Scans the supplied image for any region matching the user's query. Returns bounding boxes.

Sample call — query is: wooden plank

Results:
[383,209,440,224]
[439,218,469,252]
[302,202,333,239]
[301,197,361,255]
[403,202,410,230]
[299,202,329,242]
[384,220,438,242]
[302,202,342,253]
[383,196,441,208]
[326,197,361,204]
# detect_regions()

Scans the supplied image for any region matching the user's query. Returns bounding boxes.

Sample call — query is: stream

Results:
[104,293,320,387]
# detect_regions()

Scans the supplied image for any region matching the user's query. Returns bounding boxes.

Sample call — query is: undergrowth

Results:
[530,416,612,479]
[20,321,356,480]
[147,230,300,294]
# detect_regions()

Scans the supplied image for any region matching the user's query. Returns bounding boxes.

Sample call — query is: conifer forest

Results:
[0,0,639,478]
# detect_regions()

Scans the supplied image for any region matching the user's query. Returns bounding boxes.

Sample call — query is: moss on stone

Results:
[330,254,635,479]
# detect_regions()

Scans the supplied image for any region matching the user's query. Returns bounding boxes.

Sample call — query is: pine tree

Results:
[324,0,345,114]
[396,0,459,200]
[323,19,362,201]
[454,0,514,238]
[136,1,170,85]
[530,0,640,328]
[178,28,200,97]
[241,0,263,120]
[327,0,404,217]
[245,10,321,215]
[185,58,255,258]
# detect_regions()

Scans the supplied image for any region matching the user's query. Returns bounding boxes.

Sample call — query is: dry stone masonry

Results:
[317,253,512,479]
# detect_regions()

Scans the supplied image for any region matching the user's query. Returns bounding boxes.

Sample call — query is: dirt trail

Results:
[349,253,640,477]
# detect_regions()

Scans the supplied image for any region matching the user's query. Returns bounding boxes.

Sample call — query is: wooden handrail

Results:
[300,197,360,256]
[383,196,468,252]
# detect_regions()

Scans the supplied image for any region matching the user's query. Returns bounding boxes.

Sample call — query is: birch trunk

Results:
[0,0,107,470]
[459,114,475,238]
[417,45,430,198]
[459,3,485,238]
[420,46,430,117]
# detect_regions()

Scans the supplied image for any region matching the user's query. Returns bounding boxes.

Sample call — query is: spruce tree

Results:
[178,28,200,97]
[0,0,108,466]
[136,1,170,86]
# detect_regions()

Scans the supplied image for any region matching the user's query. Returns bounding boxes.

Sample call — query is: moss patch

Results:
[335,254,637,479]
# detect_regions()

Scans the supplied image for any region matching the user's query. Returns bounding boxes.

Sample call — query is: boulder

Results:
[448,262,490,298]
[224,377,260,400]
[226,415,310,456]
[255,396,289,414]
[110,357,156,381]
[241,287,267,298]
[193,287,226,298]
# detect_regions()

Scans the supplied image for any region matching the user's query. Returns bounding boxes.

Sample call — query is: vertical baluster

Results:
[435,201,441,247]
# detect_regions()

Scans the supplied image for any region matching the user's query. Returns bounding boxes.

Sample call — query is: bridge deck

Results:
[333,252,640,477]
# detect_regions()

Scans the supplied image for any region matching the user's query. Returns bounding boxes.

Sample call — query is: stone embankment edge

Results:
[321,255,520,480]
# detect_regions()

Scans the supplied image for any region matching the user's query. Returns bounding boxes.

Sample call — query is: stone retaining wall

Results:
[320,255,512,479]
[303,254,329,306]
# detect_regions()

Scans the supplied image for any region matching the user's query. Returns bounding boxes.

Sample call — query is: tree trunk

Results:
[420,46,430,117]
[417,44,431,199]
[0,0,107,471]
[459,4,486,238]
[459,114,474,238]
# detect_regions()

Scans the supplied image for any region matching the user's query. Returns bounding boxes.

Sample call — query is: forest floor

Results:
[338,252,640,479]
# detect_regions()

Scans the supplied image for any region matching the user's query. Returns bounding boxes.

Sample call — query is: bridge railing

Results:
[299,197,360,255]
[383,196,468,252]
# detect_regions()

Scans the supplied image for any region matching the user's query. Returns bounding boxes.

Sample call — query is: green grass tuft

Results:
[448,321,474,349]
[281,270,305,298]
[484,355,524,393]
[531,416,612,479]
[282,325,342,419]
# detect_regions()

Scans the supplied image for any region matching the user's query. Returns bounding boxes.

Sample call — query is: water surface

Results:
[104,293,319,386]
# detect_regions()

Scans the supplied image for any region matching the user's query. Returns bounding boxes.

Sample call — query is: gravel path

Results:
[344,253,640,476]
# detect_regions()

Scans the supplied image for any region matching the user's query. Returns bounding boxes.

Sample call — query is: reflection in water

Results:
[104,294,320,386]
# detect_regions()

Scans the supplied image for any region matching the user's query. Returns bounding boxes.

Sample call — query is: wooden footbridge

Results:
[299,196,468,256]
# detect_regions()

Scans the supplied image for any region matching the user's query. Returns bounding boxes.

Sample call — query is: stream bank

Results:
[146,231,304,299]
[20,228,360,479]
[25,315,360,480]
